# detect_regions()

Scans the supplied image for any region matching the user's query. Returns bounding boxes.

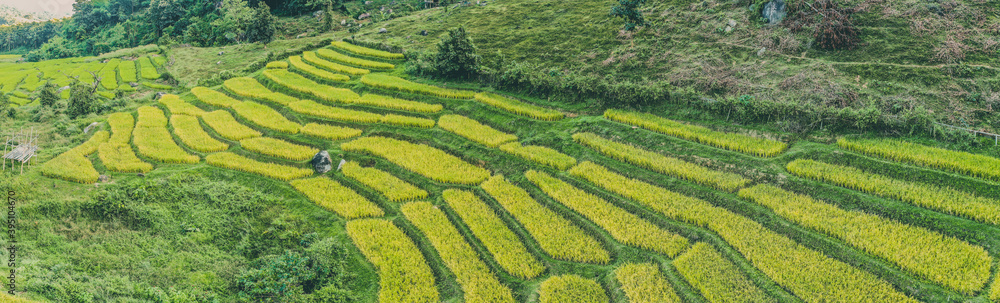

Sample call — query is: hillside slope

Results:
[348,0,1000,132]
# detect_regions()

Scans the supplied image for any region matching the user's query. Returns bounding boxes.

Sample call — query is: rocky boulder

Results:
[84,122,101,134]
[311,151,333,174]
[762,0,786,25]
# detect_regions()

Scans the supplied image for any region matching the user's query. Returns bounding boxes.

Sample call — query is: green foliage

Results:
[538,275,608,303]
[37,81,59,107]
[610,0,647,31]
[67,81,99,117]
[614,263,682,303]
[433,27,481,79]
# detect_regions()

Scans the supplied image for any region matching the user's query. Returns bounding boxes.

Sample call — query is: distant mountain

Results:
[0,4,58,26]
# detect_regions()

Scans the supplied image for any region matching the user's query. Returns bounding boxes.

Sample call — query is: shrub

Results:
[286,56,351,82]
[380,114,435,128]
[573,132,748,192]
[98,143,154,173]
[605,109,788,157]
[37,82,59,107]
[341,161,427,201]
[170,114,229,152]
[481,175,609,263]
[138,56,160,80]
[191,87,240,108]
[838,137,1000,182]
[330,41,404,60]
[538,275,608,303]
[361,74,474,99]
[341,136,489,184]
[432,27,480,79]
[345,219,439,303]
[569,161,918,302]
[118,60,137,82]
[438,114,517,147]
[400,201,515,303]
[610,0,648,31]
[302,51,369,76]
[357,93,442,113]
[787,159,1000,225]
[614,263,682,303]
[262,69,358,103]
[40,131,109,183]
[442,189,545,279]
[289,177,384,218]
[67,82,99,117]
[133,107,200,164]
[240,137,318,161]
[205,152,313,181]
[201,110,262,140]
[526,170,689,257]
[159,94,206,116]
[231,101,302,134]
[289,100,382,124]
[499,142,576,170]
[738,184,991,294]
[474,92,562,120]
[316,48,395,70]
[672,242,771,303]
[300,123,362,140]
[224,77,298,106]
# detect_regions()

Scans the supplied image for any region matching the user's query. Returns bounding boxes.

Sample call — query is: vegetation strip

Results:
[838,137,1000,182]
[605,109,787,157]
[401,201,515,303]
[498,142,576,170]
[224,77,298,106]
[264,69,357,104]
[438,114,518,147]
[330,41,405,60]
[301,51,369,75]
[133,106,200,164]
[341,136,489,185]
[205,152,312,181]
[357,93,442,113]
[567,161,917,302]
[159,94,206,116]
[787,159,1000,225]
[289,99,382,124]
[538,275,608,303]
[442,189,545,279]
[98,143,153,173]
[138,56,159,79]
[290,177,384,218]
[672,242,773,303]
[286,55,351,82]
[316,48,395,70]
[201,110,261,141]
[191,87,240,108]
[240,137,318,161]
[300,123,362,140]
[525,170,689,257]
[40,131,108,184]
[231,101,301,134]
[107,112,134,145]
[345,219,439,303]
[380,114,435,128]
[474,92,563,120]
[573,132,748,192]
[361,73,475,99]
[480,175,610,263]
[614,263,682,303]
[340,161,427,202]
[170,114,229,152]
[738,184,991,294]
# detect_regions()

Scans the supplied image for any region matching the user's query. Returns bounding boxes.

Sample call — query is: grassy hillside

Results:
[348,0,1000,132]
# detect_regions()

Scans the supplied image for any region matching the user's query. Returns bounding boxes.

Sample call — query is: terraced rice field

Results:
[38,41,1000,303]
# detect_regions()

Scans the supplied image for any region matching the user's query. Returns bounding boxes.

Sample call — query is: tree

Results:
[38,82,59,107]
[433,27,480,79]
[67,81,98,117]
[610,0,647,31]
[245,2,276,44]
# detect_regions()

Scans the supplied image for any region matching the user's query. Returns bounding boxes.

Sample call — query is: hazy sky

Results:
[2,0,76,17]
